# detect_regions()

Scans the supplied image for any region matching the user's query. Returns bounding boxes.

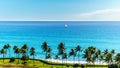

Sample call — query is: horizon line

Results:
[0,20,120,22]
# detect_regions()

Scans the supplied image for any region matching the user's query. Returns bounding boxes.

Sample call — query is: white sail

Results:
[65,24,68,28]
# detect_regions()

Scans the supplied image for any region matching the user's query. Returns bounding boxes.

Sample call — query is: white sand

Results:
[44,59,108,65]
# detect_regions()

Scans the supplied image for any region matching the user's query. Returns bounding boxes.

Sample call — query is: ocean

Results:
[0,21,120,61]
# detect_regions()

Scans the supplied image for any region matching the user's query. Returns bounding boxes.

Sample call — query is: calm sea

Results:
[0,21,120,60]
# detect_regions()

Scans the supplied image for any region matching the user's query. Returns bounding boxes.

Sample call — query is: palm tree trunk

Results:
[33,55,35,66]
[74,57,75,64]
[46,52,47,58]
[9,49,11,58]
[66,59,67,64]
[62,59,63,68]
[18,54,19,63]
[57,59,58,64]
[3,54,4,63]
[5,49,7,58]
[78,53,80,64]
[16,54,17,59]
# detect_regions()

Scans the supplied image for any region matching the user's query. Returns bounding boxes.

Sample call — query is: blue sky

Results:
[0,0,120,21]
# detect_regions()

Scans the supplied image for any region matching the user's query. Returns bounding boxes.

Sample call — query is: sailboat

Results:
[64,24,68,28]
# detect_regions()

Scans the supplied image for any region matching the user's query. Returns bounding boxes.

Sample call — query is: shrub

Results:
[108,64,119,68]
[81,64,85,68]
[21,55,29,65]
[73,64,79,67]
[9,57,15,62]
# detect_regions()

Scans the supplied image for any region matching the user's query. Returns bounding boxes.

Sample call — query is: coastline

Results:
[0,58,108,68]
[44,59,108,65]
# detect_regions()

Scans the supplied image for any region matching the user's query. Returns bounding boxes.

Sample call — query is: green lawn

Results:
[0,59,108,68]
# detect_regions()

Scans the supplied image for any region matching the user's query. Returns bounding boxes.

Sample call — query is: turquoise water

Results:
[0,21,120,60]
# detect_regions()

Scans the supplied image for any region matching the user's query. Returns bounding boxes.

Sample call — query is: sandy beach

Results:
[44,59,108,65]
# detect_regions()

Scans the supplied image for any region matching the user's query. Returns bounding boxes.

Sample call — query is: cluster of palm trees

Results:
[0,44,35,65]
[0,42,120,66]
[41,42,120,65]
[0,44,11,62]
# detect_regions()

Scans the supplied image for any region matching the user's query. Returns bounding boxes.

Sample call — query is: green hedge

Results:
[108,64,120,68]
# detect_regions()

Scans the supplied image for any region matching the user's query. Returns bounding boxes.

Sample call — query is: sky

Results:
[0,0,120,21]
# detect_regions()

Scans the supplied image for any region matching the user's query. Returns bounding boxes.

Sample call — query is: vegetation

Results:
[0,42,119,68]
[0,59,108,68]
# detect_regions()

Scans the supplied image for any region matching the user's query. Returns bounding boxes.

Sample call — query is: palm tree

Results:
[41,42,49,58]
[115,53,120,64]
[103,49,108,56]
[21,48,27,56]
[111,49,115,64]
[103,49,113,64]
[6,44,11,58]
[0,48,6,63]
[69,48,76,63]
[58,43,65,59]
[21,44,28,55]
[45,53,51,66]
[83,48,91,64]
[3,45,8,58]
[103,49,108,63]
[55,55,59,59]
[58,42,66,58]
[13,45,18,50]
[30,47,35,66]
[13,45,21,63]
[21,44,28,64]
[111,49,115,55]
[99,55,104,64]
[58,42,66,68]
[22,44,28,50]
[13,45,18,58]
[90,46,96,64]
[47,47,52,63]
[95,49,101,64]
[91,55,96,64]
[105,52,112,64]
[54,55,60,63]
[3,44,11,58]
[46,54,51,59]
[21,55,29,65]
[83,46,96,64]
[75,45,82,63]
[46,47,51,55]
[62,53,67,64]
[16,48,21,63]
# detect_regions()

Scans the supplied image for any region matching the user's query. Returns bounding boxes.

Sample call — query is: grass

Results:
[0,58,108,68]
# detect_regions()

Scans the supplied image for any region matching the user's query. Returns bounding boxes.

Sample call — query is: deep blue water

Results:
[0,21,120,60]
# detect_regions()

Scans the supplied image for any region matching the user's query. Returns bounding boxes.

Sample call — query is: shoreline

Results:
[0,58,108,65]
[44,59,108,65]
